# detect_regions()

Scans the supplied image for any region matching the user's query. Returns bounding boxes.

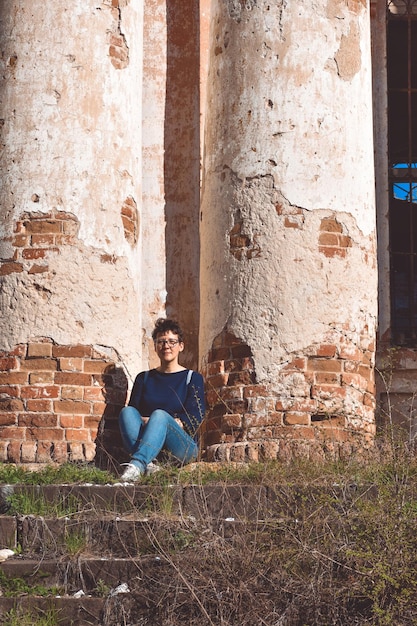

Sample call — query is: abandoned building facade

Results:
[0,0,414,466]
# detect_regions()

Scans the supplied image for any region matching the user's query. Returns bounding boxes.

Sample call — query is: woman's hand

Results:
[174,418,184,429]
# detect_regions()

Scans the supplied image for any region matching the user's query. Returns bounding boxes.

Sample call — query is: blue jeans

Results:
[118,406,198,471]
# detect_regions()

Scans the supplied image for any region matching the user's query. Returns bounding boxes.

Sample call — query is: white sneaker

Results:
[146,462,161,475]
[120,463,143,482]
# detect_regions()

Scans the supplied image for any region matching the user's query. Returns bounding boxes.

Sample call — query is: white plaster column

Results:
[200,0,378,460]
[0,0,143,377]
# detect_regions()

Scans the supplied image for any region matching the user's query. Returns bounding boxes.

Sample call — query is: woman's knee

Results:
[148,409,171,426]
[119,405,140,425]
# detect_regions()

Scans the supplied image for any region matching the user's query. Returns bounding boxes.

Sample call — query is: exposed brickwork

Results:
[229,221,261,260]
[319,216,353,259]
[0,211,79,276]
[202,327,376,463]
[121,196,139,245]
[0,339,127,465]
[109,1,129,70]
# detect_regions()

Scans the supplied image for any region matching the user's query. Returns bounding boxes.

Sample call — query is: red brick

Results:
[24,220,62,234]
[65,428,89,442]
[54,400,91,414]
[28,263,49,274]
[85,414,101,428]
[19,413,57,427]
[37,441,53,462]
[22,248,47,260]
[207,373,229,387]
[52,345,92,358]
[31,233,56,246]
[92,402,106,415]
[12,233,29,246]
[339,345,363,361]
[21,442,37,463]
[25,400,53,412]
[341,373,363,388]
[59,415,83,428]
[84,442,96,462]
[83,387,104,401]
[315,372,340,384]
[0,385,20,398]
[59,357,83,371]
[277,426,316,440]
[308,359,342,373]
[316,344,337,358]
[8,442,22,463]
[29,372,54,384]
[68,442,85,460]
[21,385,59,399]
[0,399,24,411]
[228,370,254,385]
[283,357,306,370]
[52,442,69,463]
[243,385,268,398]
[27,343,53,358]
[0,427,26,439]
[27,428,63,441]
[61,386,83,400]
[319,232,338,245]
[284,412,311,426]
[0,357,19,371]
[83,360,111,374]
[54,372,92,386]
[338,234,352,248]
[319,246,347,259]
[20,358,57,371]
[320,217,342,233]
[0,262,24,276]
[311,385,346,400]
[206,361,224,376]
[0,413,17,426]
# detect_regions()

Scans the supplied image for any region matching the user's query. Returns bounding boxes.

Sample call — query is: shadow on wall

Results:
[94,364,128,472]
[164,0,200,368]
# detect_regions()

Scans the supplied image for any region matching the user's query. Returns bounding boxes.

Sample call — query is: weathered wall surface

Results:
[200,0,377,461]
[0,0,143,463]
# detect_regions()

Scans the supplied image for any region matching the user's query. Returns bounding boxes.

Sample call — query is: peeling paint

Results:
[335,21,361,80]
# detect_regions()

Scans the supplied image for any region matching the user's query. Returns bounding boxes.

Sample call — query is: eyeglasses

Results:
[155,339,180,347]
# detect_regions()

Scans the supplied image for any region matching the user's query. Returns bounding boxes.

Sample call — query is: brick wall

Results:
[202,327,376,462]
[0,339,127,465]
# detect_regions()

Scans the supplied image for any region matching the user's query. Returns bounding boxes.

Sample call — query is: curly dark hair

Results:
[151,318,184,343]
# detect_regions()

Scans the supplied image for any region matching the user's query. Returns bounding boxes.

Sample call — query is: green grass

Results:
[0,462,115,486]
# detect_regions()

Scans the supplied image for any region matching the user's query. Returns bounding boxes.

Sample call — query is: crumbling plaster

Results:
[200,0,377,380]
[203,0,374,235]
[0,0,144,377]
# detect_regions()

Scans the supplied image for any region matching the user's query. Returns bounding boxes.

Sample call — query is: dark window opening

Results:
[388,1,417,345]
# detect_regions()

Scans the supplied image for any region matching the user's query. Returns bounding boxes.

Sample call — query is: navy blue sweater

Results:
[128,369,206,439]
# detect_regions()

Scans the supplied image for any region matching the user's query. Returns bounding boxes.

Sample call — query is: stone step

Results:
[0,481,369,520]
[0,556,151,593]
